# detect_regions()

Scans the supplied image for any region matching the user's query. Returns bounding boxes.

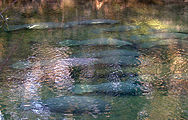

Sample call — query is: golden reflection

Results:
[148,94,181,120]
[145,38,187,119]
[167,41,188,96]
[132,16,168,31]
[146,19,168,30]
[96,0,104,10]
[38,4,44,15]
[138,34,187,119]
[60,0,75,8]
[126,0,137,7]
[138,53,163,75]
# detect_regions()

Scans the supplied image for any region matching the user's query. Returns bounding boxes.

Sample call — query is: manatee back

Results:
[43,96,110,114]
[71,84,97,94]
[96,82,143,95]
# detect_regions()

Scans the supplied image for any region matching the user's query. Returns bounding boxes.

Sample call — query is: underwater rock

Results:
[4,19,119,31]
[72,80,145,95]
[42,96,111,114]
[72,49,140,58]
[59,38,133,47]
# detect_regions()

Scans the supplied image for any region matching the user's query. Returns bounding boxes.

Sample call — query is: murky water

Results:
[0,1,188,120]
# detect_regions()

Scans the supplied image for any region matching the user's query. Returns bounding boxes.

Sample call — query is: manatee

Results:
[3,24,29,31]
[72,49,140,58]
[92,25,140,34]
[63,58,98,66]
[147,32,188,40]
[59,38,133,47]
[72,80,145,95]
[42,96,111,114]
[4,22,63,31]
[139,39,172,48]
[11,58,98,69]
[21,96,110,115]
[11,60,34,69]
[98,56,141,66]
[129,35,149,42]
[67,56,140,66]
[129,32,188,43]
[64,19,119,27]
[59,39,81,46]
[4,19,119,31]
[11,55,140,70]
[139,39,188,48]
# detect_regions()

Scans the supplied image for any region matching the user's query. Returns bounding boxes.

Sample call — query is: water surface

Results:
[0,1,188,120]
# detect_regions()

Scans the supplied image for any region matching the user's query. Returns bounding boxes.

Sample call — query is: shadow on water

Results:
[0,0,188,119]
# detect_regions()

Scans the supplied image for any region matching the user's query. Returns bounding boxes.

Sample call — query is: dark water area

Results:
[0,0,188,120]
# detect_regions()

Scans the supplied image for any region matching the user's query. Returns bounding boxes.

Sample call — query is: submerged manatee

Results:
[11,58,98,69]
[98,56,141,66]
[59,38,133,47]
[4,19,119,31]
[11,60,34,69]
[149,32,188,40]
[4,22,63,31]
[128,32,188,43]
[72,80,145,95]
[11,55,140,70]
[139,39,188,48]
[42,96,110,114]
[92,25,140,34]
[65,19,119,27]
[72,49,140,58]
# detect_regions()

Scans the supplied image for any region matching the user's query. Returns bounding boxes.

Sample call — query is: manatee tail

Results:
[71,84,97,94]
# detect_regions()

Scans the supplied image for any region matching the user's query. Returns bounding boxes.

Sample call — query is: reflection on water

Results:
[0,0,188,120]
